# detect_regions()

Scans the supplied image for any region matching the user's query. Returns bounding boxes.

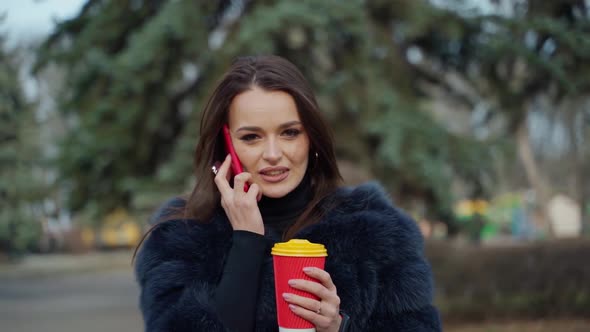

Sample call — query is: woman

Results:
[135,55,441,332]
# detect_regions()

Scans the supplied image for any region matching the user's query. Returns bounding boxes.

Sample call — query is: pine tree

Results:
[0,32,45,254]
[34,0,500,232]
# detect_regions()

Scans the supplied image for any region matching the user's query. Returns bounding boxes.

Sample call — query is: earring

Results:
[315,152,319,158]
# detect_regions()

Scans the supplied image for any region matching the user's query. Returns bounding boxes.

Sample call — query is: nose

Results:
[262,138,282,163]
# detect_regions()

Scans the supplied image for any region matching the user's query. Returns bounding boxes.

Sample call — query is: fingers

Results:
[288,267,337,297]
[283,270,341,331]
[213,155,232,195]
[288,278,323,294]
[282,293,338,318]
[233,172,251,194]
[288,278,333,304]
[287,302,333,329]
[247,183,262,202]
[216,159,259,213]
[285,267,341,328]
[215,154,254,194]
[303,267,337,291]
[282,293,318,311]
[213,155,264,234]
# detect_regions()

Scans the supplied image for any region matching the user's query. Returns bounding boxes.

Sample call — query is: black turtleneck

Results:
[258,174,312,238]
[213,176,312,332]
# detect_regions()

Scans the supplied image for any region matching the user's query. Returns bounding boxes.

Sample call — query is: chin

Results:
[261,184,295,199]
[262,189,290,199]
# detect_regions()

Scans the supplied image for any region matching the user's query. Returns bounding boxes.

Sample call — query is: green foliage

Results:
[0,33,45,253]
[415,2,590,124]
[224,0,496,215]
[40,0,575,227]
[34,1,219,218]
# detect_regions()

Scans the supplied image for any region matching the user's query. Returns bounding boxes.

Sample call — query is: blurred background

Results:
[1,0,589,331]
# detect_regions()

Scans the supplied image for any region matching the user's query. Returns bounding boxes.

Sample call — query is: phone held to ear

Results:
[223,124,249,192]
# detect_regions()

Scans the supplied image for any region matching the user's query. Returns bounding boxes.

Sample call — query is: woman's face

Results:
[227,86,310,198]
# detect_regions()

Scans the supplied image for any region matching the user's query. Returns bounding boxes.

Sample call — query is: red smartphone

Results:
[223,124,249,191]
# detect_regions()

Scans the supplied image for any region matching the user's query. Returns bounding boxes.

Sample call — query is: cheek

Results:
[235,148,259,169]
[288,145,310,169]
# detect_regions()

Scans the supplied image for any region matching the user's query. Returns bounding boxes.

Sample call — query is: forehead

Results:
[228,87,301,126]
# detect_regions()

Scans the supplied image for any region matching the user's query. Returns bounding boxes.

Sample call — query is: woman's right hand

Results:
[214,154,265,235]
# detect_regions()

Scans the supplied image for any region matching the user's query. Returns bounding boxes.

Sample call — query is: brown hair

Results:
[152,56,342,243]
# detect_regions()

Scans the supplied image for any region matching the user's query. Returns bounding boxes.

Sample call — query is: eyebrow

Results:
[236,121,302,132]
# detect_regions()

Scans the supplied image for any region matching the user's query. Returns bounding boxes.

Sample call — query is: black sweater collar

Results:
[258,174,312,235]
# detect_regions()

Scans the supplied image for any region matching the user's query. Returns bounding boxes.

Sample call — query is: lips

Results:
[259,167,289,183]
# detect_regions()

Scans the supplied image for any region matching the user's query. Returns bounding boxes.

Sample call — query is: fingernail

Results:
[282,293,291,300]
[289,304,297,311]
[303,267,312,272]
[288,280,296,286]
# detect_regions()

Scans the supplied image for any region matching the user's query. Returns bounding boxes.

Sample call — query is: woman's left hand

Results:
[282,267,342,332]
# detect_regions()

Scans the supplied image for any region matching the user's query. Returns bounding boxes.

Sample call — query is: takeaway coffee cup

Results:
[271,239,328,332]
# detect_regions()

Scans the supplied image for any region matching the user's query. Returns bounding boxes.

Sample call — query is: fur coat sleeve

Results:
[134,199,233,332]
[135,183,441,332]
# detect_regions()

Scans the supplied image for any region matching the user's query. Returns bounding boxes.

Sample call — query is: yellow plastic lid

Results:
[271,239,328,257]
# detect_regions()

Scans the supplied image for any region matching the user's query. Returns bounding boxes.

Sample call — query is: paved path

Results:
[0,268,143,332]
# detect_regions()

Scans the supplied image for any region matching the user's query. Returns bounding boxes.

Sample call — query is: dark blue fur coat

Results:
[135,182,441,331]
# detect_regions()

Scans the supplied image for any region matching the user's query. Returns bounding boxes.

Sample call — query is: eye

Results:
[282,128,301,138]
[239,133,259,142]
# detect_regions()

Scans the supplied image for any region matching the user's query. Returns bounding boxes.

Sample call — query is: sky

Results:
[1,0,86,46]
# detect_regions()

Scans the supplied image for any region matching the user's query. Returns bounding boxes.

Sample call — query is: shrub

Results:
[426,239,590,321]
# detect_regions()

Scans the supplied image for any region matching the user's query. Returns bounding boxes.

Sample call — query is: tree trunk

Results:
[515,118,553,237]
[564,99,590,236]
[580,174,590,236]
[581,118,590,236]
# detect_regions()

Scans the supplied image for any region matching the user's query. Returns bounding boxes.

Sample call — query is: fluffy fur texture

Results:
[135,182,441,331]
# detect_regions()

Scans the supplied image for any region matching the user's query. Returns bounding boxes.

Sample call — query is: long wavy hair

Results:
[168,55,341,239]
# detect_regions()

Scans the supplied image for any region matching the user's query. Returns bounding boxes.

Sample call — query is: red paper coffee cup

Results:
[271,239,328,332]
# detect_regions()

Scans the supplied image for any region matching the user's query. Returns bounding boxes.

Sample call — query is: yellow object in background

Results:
[98,208,142,249]
[454,199,489,219]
